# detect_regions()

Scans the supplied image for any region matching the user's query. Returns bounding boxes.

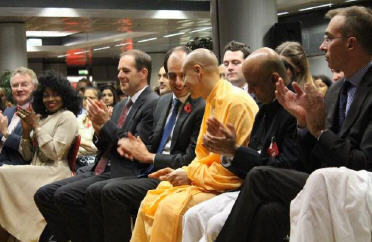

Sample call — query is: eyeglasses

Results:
[322,35,347,46]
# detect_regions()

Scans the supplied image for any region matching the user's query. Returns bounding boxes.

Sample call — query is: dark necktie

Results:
[94,99,133,175]
[139,98,180,177]
[156,98,181,153]
[338,80,351,131]
[117,99,133,128]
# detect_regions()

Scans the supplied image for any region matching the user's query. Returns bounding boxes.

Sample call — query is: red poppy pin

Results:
[267,136,279,158]
[184,103,192,113]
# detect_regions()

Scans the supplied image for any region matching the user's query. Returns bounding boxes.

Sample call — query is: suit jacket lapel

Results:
[325,80,343,131]
[121,87,149,131]
[340,68,372,136]
[155,95,173,136]
[170,96,192,151]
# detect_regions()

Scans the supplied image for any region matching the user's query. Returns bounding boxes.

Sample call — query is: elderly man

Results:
[0,67,38,166]
[130,48,258,242]
[216,6,372,242]
[182,48,300,242]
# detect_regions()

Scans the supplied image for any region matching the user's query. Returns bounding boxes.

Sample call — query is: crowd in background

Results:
[0,5,370,242]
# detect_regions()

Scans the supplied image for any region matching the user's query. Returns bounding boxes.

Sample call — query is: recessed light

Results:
[26,31,77,37]
[189,27,212,33]
[299,4,332,11]
[138,37,157,43]
[164,32,185,38]
[93,46,110,51]
[277,12,289,16]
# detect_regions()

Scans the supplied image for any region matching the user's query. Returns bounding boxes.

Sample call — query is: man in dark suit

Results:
[0,67,38,166]
[84,46,205,242]
[34,49,158,242]
[216,6,372,242]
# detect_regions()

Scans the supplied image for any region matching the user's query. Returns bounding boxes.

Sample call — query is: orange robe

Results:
[131,79,259,242]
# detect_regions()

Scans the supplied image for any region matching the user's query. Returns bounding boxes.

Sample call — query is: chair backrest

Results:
[68,135,81,175]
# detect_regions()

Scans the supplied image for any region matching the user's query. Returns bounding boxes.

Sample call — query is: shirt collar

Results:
[173,93,190,104]
[346,60,372,87]
[18,102,31,109]
[130,85,148,104]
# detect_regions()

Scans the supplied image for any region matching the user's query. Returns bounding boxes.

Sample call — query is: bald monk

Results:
[130,48,259,242]
[182,48,301,242]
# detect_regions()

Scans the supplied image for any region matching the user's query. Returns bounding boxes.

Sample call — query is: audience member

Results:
[216,5,372,242]
[218,64,226,80]
[34,49,158,242]
[76,78,92,96]
[331,68,345,82]
[77,87,100,167]
[182,47,300,242]
[157,66,171,95]
[223,40,251,91]
[0,70,80,242]
[275,41,314,89]
[130,48,258,242]
[0,67,38,166]
[0,87,12,111]
[85,46,205,242]
[313,74,333,95]
[116,88,128,102]
[100,85,117,108]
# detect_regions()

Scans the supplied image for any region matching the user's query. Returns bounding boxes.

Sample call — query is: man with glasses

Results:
[215,6,372,242]
[0,67,38,166]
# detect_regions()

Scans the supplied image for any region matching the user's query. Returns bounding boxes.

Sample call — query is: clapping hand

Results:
[202,117,238,156]
[86,99,110,133]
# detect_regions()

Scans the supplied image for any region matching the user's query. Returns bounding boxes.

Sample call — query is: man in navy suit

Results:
[0,67,38,166]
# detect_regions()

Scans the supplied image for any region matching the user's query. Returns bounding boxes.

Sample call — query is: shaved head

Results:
[183,48,219,73]
[243,47,287,83]
[182,48,220,99]
[242,47,288,104]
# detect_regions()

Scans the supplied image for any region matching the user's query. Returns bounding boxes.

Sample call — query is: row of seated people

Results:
[0,4,371,242]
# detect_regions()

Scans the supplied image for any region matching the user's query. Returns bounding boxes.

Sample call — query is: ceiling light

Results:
[164,32,185,38]
[37,8,79,17]
[345,0,357,2]
[299,4,332,12]
[93,46,110,51]
[26,31,77,37]
[57,54,70,58]
[152,10,187,19]
[74,50,89,55]
[189,27,212,33]
[115,43,129,47]
[27,38,42,47]
[138,37,157,43]
[277,12,289,16]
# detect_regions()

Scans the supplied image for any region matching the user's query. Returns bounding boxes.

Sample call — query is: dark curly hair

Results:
[32,70,82,118]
